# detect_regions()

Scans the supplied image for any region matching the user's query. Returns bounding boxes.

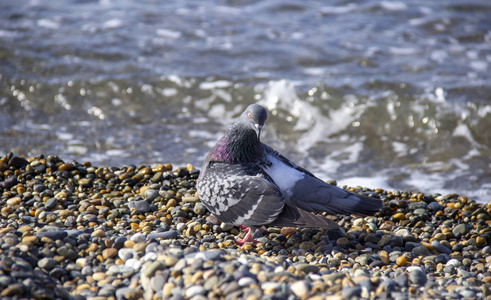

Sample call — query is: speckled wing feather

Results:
[197,161,286,228]
[261,144,383,216]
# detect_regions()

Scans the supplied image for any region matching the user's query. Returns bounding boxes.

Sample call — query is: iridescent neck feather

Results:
[211,123,263,163]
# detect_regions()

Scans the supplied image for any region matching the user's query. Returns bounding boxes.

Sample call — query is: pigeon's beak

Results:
[255,123,263,139]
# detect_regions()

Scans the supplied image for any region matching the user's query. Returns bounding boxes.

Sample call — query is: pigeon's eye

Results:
[248,112,252,119]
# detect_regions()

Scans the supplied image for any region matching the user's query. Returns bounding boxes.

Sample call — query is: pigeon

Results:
[197,104,383,245]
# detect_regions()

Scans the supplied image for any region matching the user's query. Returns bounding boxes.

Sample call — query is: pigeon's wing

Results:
[262,144,383,216]
[197,161,285,228]
[269,204,339,229]
[287,174,383,216]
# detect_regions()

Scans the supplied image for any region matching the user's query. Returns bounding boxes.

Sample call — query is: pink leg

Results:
[238,225,250,233]
[236,226,260,245]
[238,225,265,234]
[236,230,254,245]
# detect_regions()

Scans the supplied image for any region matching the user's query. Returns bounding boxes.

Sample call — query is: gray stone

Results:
[147,230,178,240]
[37,230,68,240]
[396,273,408,287]
[98,286,116,297]
[413,208,427,216]
[107,265,135,277]
[445,259,460,268]
[128,200,150,213]
[431,240,452,254]
[355,255,370,266]
[380,278,397,292]
[295,263,320,273]
[187,250,223,261]
[434,254,450,264]
[390,235,404,247]
[409,268,427,286]
[452,224,468,236]
[428,202,443,212]
[150,274,166,292]
[412,245,430,256]
[143,188,159,200]
[142,261,165,277]
[38,258,57,270]
[341,286,362,298]
[409,202,427,210]
[193,203,207,215]
[45,198,58,210]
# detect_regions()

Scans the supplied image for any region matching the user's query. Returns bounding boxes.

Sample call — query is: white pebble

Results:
[118,248,136,262]
[125,258,142,270]
[185,285,205,298]
[238,277,256,287]
[446,259,460,267]
[130,232,147,243]
[176,223,186,232]
[144,252,158,261]
[291,280,310,298]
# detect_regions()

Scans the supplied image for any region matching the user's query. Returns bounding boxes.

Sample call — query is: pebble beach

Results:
[0,153,490,300]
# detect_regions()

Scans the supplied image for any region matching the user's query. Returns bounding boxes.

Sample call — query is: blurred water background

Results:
[1,0,490,202]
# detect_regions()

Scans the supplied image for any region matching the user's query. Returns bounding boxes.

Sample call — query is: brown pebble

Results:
[280,227,297,236]
[152,164,165,172]
[379,250,390,265]
[163,282,174,297]
[92,272,107,281]
[22,236,39,246]
[6,197,21,206]
[18,225,33,233]
[92,229,106,238]
[59,209,73,219]
[133,242,147,252]
[336,237,349,245]
[393,212,406,220]
[124,290,144,300]
[396,256,406,266]
[58,162,73,171]
[476,236,486,246]
[102,248,118,259]
[124,240,135,249]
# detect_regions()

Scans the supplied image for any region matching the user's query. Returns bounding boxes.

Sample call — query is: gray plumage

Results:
[197,104,383,243]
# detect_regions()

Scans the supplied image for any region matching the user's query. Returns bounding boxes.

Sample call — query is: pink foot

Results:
[236,227,261,245]
[236,231,254,245]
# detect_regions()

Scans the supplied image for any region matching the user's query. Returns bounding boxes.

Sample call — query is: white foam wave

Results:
[156,29,182,39]
[37,18,60,29]
[337,176,394,192]
[320,4,357,14]
[379,1,407,11]
[103,19,123,29]
[199,80,232,90]
[259,80,361,152]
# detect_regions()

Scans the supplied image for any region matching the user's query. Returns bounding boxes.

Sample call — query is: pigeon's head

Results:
[239,104,268,139]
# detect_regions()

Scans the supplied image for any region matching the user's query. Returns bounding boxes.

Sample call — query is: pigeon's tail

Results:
[327,193,384,217]
[269,204,339,229]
